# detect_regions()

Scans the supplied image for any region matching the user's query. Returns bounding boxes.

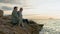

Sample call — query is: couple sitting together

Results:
[12,6,24,27]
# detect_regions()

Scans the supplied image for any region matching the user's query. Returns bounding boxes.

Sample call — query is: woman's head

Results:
[14,6,18,10]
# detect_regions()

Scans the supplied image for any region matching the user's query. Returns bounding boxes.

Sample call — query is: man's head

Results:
[14,6,18,11]
[20,8,23,11]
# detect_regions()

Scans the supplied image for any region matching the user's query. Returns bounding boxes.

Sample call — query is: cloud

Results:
[1,6,12,11]
[0,0,22,4]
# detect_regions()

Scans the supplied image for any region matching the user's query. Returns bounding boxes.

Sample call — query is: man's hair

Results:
[20,8,23,10]
[14,6,17,9]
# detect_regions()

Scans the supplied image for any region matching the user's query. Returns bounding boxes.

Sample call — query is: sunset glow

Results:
[0,0,60,19]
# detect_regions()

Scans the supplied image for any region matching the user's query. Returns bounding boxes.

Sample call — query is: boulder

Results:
[0,15,44,34]
[0,10,3,17]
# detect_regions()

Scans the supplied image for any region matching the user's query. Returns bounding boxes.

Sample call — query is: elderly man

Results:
[17,8,24,27]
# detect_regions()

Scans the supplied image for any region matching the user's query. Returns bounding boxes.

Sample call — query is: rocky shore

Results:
[0,10,44,34]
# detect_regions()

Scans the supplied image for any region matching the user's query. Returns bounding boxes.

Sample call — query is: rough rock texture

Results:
[0,10,3,17]
[0,10,44,34]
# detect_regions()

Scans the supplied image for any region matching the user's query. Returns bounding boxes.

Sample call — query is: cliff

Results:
[0,10,44,34]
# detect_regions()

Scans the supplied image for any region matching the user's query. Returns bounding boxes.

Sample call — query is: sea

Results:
[4,14,60,34]
[32,19,60,34]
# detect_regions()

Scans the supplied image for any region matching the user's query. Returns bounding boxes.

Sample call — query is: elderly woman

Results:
[12,7,19,26]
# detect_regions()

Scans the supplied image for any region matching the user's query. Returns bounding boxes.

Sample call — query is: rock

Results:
[0,14,44,34]
[0,10,3,17]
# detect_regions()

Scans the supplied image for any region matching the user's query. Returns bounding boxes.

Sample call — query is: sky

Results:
[0,0,60,18]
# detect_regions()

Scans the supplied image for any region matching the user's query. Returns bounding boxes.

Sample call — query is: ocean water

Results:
[33,19,60,34]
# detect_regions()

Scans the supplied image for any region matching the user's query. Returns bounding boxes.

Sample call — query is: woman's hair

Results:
[14,6,18,9]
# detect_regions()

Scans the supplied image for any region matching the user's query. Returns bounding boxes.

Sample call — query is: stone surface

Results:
[0,10,3,17]
[0,10,44,34]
